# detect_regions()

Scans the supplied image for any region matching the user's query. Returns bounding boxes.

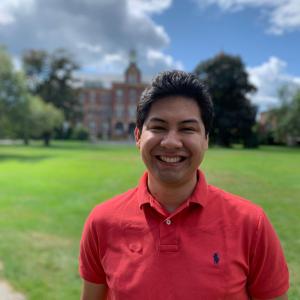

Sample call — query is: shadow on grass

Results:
[210,145,300,154]
[0,154,51,163]
[257,145,300,154]
[0,140,136,152]
[42,141,136,152]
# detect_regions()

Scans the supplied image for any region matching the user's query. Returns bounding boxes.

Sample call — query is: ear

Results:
[134,127,141,148]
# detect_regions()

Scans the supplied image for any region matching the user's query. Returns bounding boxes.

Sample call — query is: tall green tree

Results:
[0,46,29,142]
[22,49,80,128]
[0,46,64,146]
[194,53,257,147]
[27,96,64,146]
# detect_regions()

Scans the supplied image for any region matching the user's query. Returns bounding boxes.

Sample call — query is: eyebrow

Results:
[148,117,200,125]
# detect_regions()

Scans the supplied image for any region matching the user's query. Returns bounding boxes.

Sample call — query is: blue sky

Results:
[154,0,300,74]
[1,0,300,111]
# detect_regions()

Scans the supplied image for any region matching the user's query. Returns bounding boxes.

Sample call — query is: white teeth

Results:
[159,156,181,163]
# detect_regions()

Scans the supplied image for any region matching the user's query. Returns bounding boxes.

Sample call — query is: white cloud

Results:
[128,0,172,16]
[0,0,35,23]
[0,0,17,24]
[196,0,300,34]
[248,56,300,111]
[147,49,184,70]
[0,11,14,25]
[77,43,102,54]
[81,48,185,75]
[196,0,279,11]
[102,53,124,64]
[268,0,300,34]
[0,0,182,74]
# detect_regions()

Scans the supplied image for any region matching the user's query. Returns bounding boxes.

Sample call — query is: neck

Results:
[147,173,198,212]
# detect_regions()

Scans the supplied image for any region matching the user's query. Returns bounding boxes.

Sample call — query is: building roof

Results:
[74,72,152,89]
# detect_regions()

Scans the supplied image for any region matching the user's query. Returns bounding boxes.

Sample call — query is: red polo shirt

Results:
[79,171,289,299]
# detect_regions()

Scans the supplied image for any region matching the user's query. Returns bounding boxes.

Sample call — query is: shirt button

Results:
[165,219,172,225]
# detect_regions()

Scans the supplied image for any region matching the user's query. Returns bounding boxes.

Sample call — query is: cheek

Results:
[139,140,152,158]
[141,134,160,149]
[189,141,207,157]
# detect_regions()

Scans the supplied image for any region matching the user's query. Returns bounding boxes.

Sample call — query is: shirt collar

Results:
[137,169,209,209]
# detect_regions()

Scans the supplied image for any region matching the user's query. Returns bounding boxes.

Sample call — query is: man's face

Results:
[135,96,208,186]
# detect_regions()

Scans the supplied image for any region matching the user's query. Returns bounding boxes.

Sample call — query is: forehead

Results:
[146,96,202,121]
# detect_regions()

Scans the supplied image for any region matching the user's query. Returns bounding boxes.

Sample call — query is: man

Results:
[79,71,289,300]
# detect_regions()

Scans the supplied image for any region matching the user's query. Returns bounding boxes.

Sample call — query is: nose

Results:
[160,130,183,149]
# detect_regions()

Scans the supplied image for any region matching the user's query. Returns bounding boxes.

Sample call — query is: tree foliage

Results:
[0,46,29,140]
[27,96,64,146]
[194,53,257,147]
[22,49,80,123]
[271,85,300,145]
[0,46,64,145]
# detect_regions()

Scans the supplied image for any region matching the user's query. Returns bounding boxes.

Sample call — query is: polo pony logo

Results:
[213,252,220,265]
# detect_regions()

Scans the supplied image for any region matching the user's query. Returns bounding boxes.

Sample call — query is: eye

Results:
[181,127,196,133]
[150,126,165,132]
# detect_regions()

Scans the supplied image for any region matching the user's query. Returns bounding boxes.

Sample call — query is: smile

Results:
[156,156,186,163]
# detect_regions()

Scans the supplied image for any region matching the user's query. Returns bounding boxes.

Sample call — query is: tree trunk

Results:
[43,132,51,146]
[23,137,29,145]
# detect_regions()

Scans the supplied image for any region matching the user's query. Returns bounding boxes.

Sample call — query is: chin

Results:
[156,172,187,185]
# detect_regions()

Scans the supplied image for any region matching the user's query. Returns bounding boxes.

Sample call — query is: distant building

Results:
[78,51,149,140]
[258,110,277,133]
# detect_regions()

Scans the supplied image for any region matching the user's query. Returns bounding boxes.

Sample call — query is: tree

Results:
[22,49,80,131]
[194,53,257,147]
[27,96,64,146]
[0,46,30,142]
[272,86,300,145]
[0,46,64,146]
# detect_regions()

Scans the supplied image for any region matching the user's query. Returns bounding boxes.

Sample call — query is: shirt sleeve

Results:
[247,211,289,299]
[79,213,107,284]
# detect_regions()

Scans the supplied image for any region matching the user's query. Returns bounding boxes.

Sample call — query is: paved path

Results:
[0,280,26,300]
[0,262,26,300]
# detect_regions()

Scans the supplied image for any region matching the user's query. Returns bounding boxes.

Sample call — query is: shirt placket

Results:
[159,216,178,252]
[148,196,191,253]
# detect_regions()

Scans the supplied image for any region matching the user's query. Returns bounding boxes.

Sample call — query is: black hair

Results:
[136,70,214,136]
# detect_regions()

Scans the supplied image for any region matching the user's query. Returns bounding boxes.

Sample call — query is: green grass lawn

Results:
[0,141,299,299]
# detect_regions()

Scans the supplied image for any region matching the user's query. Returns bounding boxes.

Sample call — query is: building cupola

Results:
[125,49,141,85]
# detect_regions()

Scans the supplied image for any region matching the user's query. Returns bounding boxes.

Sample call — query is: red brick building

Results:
[79,54,149,139]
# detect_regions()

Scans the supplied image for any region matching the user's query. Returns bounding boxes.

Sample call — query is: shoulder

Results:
[81,187,140,255]
[207,184,264,227]
[208,184,263,211]
[87,187,138,226]
[92,187,138,214]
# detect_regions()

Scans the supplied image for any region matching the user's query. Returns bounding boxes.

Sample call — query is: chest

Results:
[101,215,251,300]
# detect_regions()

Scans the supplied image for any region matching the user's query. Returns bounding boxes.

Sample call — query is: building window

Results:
[116,89,123,101]
[89,121,96,130]
[102,105,112,116]
[101,122,110,139]
[79,92,85,104]
[89,91,96,104]
[128,73,137,84]
[101,92,111,104]
[128,105,136,118]
[115,105,124,118]
[129,89,137,103]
